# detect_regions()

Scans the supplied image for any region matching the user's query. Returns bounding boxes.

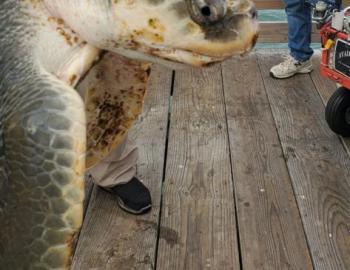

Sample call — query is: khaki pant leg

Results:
[88,136,138,188]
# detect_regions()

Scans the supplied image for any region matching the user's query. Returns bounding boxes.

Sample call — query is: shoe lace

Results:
[280,54,297,68]
[281,54,296,66]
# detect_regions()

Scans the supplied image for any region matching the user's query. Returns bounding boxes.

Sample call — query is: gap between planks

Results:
[155,64,241,270]
[257,49,350,270]
[222,54,314,270]
[153,71,175,269]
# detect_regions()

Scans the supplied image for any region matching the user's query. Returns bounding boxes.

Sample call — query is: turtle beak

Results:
[183,0,259,56]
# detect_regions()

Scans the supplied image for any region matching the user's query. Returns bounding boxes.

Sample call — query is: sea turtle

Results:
[0,0,258,269]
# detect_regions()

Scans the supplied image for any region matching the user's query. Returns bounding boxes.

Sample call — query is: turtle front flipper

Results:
[0,69,86,269]
[76,52,151,169]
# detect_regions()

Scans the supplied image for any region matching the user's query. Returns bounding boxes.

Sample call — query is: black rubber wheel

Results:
[325,87,350,137]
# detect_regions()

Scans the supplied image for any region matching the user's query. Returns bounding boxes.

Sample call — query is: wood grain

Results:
[155,65,240,270]
[259,22,320,43]
[258,51,350,270]
[83,175,94,216]
[310,51,338,103]
[71,65,172,270]
[222,54,313,270]
[255,0,285,9]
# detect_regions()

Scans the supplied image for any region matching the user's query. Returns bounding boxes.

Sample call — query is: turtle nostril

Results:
[201,6,211,17]
[190,0,227,25]
[249,6,258,19]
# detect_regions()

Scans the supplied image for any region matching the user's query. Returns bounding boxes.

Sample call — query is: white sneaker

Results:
[270,55,313,79]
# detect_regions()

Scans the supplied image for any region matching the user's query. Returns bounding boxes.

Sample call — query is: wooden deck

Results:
[71,50,350,270]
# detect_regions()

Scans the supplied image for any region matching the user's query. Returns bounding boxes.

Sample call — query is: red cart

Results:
[315,4,350,136]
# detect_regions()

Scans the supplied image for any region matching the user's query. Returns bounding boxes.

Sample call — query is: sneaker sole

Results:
[270,68,313,79]
[117,197,152,215]
[101,187,152,215]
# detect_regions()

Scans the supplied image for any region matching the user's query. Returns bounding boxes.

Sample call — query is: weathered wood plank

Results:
[71,65,172,270]
[259,22,320,43]
[310,51,350,155]
[222,55,313,270]
[255,0,284,9]
[156,65,240,270]
[310,51,337,103]
[258,51,350,270]
[83,175,94,216]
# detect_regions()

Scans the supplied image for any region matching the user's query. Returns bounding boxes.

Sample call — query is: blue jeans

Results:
[285,0,338,61]
[285,0,313,61]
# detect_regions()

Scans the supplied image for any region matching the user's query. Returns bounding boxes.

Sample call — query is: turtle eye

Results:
[188,0,227,25]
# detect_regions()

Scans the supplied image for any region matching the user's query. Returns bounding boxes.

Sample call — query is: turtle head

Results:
[44,0,258,67]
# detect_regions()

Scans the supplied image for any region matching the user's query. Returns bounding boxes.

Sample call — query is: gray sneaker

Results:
[270,55,313,79]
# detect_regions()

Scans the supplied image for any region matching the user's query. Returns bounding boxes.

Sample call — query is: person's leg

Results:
[88,137,138,188]
[270,0,314,78]
[88,136,152,214]
[286,0,313,61]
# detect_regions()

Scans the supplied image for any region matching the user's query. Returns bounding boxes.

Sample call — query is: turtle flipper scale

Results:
[0,70,86,269]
